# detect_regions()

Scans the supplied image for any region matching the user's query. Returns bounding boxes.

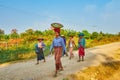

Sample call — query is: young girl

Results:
[68,36,76,59]
[35,37,46,64]
[78,33,86,62]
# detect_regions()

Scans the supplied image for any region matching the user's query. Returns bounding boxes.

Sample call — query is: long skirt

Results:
[54,46,63,71]
[36,48,45,60]
[78,45,85,57]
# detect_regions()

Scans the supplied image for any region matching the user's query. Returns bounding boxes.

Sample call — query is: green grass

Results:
[0,47,34,64]
[0,45,51,64]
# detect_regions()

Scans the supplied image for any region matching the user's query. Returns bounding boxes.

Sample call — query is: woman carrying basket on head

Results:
[50,23,66,77]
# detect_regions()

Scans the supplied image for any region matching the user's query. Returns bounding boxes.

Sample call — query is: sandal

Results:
[59,68,64,71]
[35,63,39,65]
[82,59,84,61]
[77,60,80,62]
[53,73,57,77]
[53,71,57,77]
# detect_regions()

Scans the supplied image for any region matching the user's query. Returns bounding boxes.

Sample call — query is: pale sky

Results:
[0,0,120,34]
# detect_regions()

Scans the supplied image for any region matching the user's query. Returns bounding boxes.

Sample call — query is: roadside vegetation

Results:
[0,28,120,64]
[63,48,120,80]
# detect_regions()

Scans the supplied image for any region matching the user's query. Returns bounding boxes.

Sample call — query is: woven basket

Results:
[51,23,63,28]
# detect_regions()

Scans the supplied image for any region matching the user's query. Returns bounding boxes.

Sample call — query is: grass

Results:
[63,48,120,80]
[113,48,120,60]
[0,45,51,64]
[64,61,120,80]
[0,47,34,64]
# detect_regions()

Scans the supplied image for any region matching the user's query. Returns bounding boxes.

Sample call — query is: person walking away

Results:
[35,37,46,64]
[77,33,86,62]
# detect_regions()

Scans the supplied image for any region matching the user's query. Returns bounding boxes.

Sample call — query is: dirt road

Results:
[0,42,120,80]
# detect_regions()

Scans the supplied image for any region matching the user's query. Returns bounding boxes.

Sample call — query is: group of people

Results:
[35,23,86,77]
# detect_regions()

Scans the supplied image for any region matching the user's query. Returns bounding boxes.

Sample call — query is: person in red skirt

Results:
[77,33,86,62]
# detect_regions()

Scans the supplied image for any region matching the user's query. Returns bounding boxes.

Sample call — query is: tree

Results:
[34,30,43,35]
[42,30,54,36]
[0,29,4,34]
[82,30,91,39]
[0,29,4,40]
[91,32,99,39]
[105,33,114,38]
[20,32,27,38]
[66,29,76,37]
[10,29,19,39]
[25,29,34,35]
[4,34,10,40]
[24,29,37,42]
[11,29,18,34]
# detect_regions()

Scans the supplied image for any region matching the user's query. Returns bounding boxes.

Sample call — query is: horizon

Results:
[0,0,120,34]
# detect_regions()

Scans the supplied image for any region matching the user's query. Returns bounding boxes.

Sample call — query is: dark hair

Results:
[70,36,73,38]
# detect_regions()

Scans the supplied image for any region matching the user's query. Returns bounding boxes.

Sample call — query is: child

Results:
[77,33,86,62]
[35,37,46,64]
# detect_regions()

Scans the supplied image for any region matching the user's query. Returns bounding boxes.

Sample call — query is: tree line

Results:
[0,28,120,42]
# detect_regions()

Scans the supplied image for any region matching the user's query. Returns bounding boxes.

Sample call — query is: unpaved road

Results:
[0,42,120,80]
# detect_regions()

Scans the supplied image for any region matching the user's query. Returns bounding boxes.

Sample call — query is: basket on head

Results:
[51,23,63,28]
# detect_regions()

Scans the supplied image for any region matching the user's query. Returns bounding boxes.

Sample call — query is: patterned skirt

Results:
[54,46,63,70]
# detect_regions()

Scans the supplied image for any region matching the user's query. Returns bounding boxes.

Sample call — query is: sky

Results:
[0,0,120,34]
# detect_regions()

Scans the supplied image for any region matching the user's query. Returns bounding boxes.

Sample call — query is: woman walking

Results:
[50,23,66,77]
[77,33,86,62]
[35,37,46,64]
[68,36,76,59]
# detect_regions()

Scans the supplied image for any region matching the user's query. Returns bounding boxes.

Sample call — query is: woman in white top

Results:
[68,36,76,59]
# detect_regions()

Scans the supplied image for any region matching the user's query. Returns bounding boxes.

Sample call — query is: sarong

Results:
[36,48,45,60]
[78,45,85,56]
[54,46,63,71]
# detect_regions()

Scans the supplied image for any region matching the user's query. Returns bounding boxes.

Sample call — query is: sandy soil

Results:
[0,42,120,80]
